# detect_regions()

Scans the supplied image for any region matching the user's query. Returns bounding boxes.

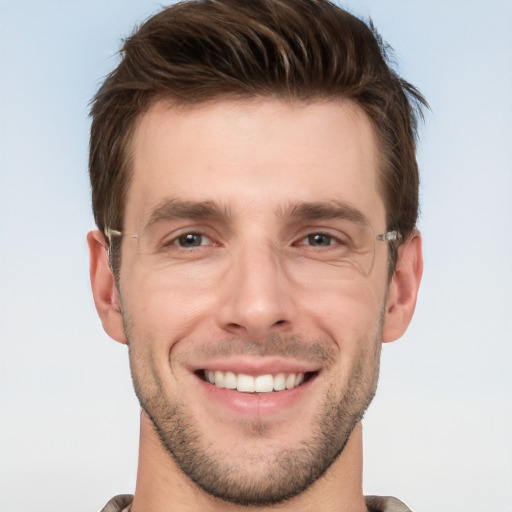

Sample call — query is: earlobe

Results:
[382,230,423,343]
[87,230,127,344]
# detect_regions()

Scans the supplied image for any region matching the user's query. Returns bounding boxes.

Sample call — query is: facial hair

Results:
[126,324,382,507]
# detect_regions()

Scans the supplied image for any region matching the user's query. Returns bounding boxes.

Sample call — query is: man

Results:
[87,0,426,510]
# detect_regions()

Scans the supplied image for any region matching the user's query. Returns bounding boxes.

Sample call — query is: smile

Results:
[201,370,314,393]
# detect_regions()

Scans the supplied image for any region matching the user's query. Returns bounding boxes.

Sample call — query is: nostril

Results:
[226,323,244,331]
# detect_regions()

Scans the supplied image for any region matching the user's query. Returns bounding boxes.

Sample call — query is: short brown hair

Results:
[89,0,427,277]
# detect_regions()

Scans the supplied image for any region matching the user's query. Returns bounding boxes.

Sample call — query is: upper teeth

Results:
[205,370,305,393]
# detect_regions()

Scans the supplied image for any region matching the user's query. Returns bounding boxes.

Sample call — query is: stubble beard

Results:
[126,324,382,507]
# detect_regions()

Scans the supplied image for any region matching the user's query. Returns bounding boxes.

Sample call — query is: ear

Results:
[382,229,423,343]
[87,230,127,344]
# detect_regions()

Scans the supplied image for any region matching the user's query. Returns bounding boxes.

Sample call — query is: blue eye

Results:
[174,233,208,248]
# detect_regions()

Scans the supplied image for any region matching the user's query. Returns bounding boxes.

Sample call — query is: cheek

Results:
[122,282,208,396]
[120,267,218,348]
[305,279,385,341]
[120,256,388,353]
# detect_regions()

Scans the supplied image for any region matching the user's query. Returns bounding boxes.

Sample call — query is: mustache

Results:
[178,334,337,365]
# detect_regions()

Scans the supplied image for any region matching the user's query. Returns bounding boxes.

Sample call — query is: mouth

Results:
[197,369,317,393]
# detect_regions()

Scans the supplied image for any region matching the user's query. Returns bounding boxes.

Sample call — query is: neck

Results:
[131,412,368,512]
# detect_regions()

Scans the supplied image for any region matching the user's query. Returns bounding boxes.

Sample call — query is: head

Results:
[88,0,425,507]
[89,0,426,281]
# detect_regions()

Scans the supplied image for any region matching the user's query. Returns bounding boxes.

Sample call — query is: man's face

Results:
[119,99,391,505]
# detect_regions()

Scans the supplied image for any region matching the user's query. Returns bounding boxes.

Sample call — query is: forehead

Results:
[124,98,385,230]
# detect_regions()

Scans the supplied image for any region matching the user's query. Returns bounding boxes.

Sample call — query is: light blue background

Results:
[1,1,511,511]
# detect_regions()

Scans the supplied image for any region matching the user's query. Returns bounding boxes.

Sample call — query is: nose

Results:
[216,242,294,339]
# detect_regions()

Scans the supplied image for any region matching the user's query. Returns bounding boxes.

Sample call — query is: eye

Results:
[298,233,345,248]
[303,233,336,247]
[172,233,211,248]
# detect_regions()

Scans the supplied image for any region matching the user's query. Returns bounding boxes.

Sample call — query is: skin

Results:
[88,98,423,511]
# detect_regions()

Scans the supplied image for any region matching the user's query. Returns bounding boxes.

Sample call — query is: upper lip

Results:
[187,357,321,376]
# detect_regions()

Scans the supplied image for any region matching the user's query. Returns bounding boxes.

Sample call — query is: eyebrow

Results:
[142,197,368,231]
[285,201,369,225]
[144,197,232,229]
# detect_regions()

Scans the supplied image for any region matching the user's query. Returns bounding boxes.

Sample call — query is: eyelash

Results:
[296,232,347,248]
[164,232,214,249]
[162,231,348,251]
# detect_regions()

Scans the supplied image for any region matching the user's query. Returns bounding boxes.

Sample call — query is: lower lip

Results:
[196,374,316,417]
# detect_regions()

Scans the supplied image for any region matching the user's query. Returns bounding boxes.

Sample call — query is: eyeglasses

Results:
[105,223,401,276]
[105,222,401,277]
